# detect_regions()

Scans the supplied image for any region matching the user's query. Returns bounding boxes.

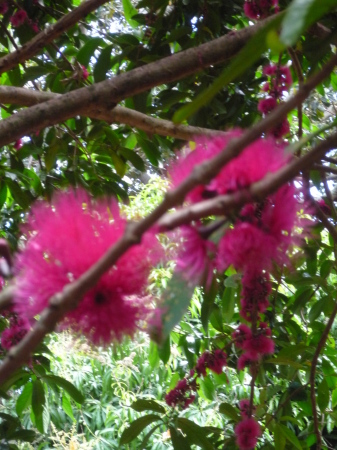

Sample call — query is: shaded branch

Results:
[0,86,227,140]
[0,17,280,146]
[0,0,112,75]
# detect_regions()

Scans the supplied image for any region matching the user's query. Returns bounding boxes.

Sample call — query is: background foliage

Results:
[1,0,337,449]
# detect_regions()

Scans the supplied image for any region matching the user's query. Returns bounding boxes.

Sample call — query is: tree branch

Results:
[0,86,227,140]
[158,130,337,230]
[0,17,281,146]
[0,0,112,75]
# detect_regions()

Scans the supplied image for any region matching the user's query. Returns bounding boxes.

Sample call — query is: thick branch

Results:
[0,17,278,146]
[0,0,111,75]
[0,86,227,140]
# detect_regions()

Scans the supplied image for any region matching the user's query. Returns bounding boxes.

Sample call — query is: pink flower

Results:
[0,1,8,14]
[239,399,256,419]
[244,0,279,20]
[217,184,308,274]
[1,318,30,350]
[243,332,274,355]
[232,324,252,349]
[165,378,196,409]
[30,21,39,33]
[271,118,290,138]
[10,10,28,27]
[195,349,227,376]
[317,199,332,216]
[14,139,23,150]
[237,351,258,371]
[14,189,159,344]
[81,65,89,80]
[240,270,271,321]
[169,131,288,202]
[258,97,277,114]
[235,418,261,450]
[175,225,216,286]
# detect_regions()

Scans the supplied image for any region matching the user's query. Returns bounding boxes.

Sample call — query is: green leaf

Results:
[264,357,304,369]
[274,424,286,450]
[42,375,84,404]
[279,424,302,450]
[201,278,217,333]
[218,402,241,422]
[222,287,236,323]
[199,377,215,401]
[119,147,145,171]
[332,388,337,408]
[137,135,161,166]
[131,399,165,414]
[149,271,195,345]
[16,382,32,417]
[280,0,337,47]
[62,395,76,421]
[94,45,113,83]
[122,0,139,28]
[177,418,215,450]
[32,380,45,433]
[120,414,162,444]
[7,429,36,443]
[170,427,191,450]
[173,12,285,123]
[317,378,329,411]
[158,336,171,364]
[77,37,104,66]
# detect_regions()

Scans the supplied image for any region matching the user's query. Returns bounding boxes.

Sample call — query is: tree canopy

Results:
[1,0,337,449]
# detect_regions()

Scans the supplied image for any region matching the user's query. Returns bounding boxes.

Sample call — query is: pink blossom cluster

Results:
[233,322,274,371]
[165,349,227,409]
[235,417,261,450]
[0,309,30,352]
[4,6,39,32]
[244,0,279,20]
[258,64,293,138]
[170,132,306,286]
[13,189,160,345]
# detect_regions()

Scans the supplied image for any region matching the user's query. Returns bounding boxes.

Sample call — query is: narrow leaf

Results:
[177,418,215,450]
[173,12,285,123]
[219,402,241,422]
[131,399,165,414]
[317,378,329,412]
[150,271,195,345]
[279,424,302,450]
[280,0,337,46]
[122,0,139,28]
[170,427,191,450]
[120,414,162,445]
[42,375,84,404]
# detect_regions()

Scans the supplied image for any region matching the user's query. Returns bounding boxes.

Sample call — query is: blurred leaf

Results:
[42,375,84,404]
[150,271,195,345]
[219,402,241,422]
[16,382,32,417]
[94,45,113,82]
[279,424,302,450]
[131,399,165,414]
[280,0,337,46]
[62,395,76,421]
[317,378,329,411]
[122,0,139,28]
[170,427,191,450]
[32,380,45,433]
[173,12,285,122]
[120,414,162,444]
[177,418,215,450]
